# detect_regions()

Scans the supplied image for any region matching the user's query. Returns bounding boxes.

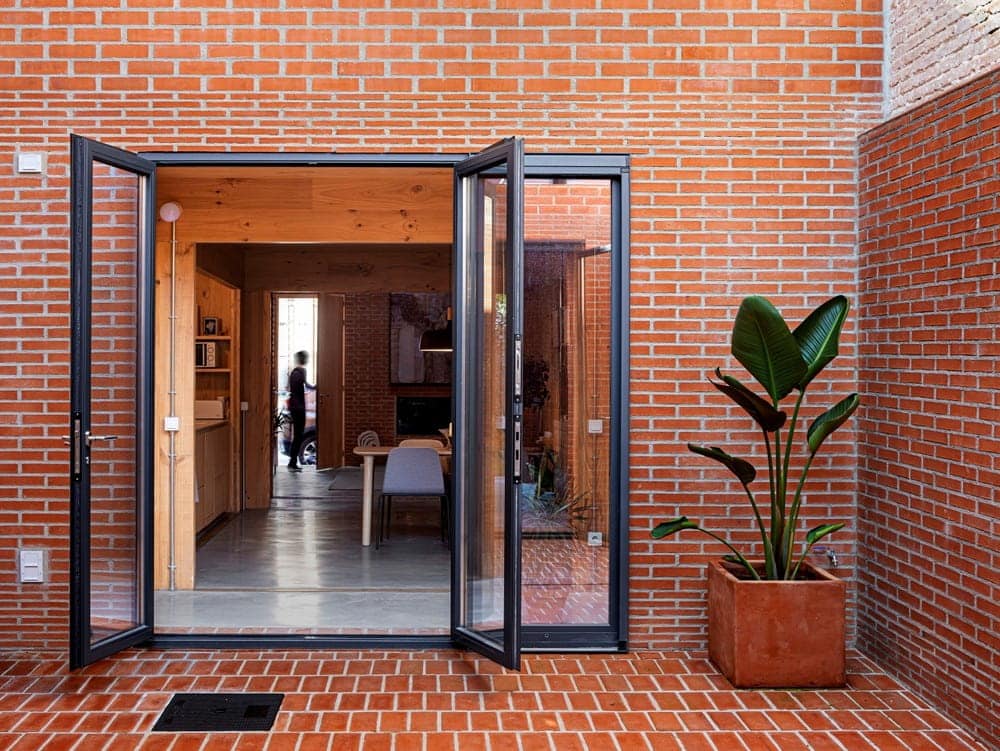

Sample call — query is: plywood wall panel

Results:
[241,245,450,293]
[157,166,453,245]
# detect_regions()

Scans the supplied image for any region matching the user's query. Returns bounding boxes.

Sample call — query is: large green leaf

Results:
[651,517,698,538]
[731,296,806,403]
[688,443,756,485]
[710,369,787,432]
[793,295,849,389]
[806,522,844,545]
[806,393,860,453]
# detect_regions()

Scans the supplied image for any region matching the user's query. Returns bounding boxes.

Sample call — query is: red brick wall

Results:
[341,293,450,466]
[342,294,396,465]
[0,1,884,650]
[857,69,1000,747]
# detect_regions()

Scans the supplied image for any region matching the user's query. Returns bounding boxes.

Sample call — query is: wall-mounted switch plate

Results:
[587,419,603,434]
[18,549,45,583]
[16,153,44,173]
[164,416,180,432]
[587,531,603,546]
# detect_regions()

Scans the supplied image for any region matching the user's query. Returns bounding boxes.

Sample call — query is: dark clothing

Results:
[288,366,308,410]
[288,407,306,468]
[286,365,312,468]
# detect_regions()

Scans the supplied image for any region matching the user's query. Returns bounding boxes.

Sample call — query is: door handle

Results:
[84,431,119,446]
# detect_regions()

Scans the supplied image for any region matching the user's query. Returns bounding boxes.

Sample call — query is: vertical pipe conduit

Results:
[159,201,182,591]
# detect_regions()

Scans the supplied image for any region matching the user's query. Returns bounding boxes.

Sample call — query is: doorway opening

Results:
[70,138,628,667]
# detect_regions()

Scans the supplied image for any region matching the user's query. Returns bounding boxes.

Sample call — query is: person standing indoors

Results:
[286,350,315,472]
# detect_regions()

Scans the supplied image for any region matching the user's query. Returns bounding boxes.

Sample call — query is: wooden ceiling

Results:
[157,166,454,245]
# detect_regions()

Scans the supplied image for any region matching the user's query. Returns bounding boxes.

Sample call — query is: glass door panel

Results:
[520,179,613,628]
[70,136,155,668]
[452,139,524,669]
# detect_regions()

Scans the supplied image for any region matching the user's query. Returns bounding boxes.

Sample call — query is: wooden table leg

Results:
[361,454,375,546]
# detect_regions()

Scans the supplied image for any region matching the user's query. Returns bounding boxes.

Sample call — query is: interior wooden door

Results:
[316,294,345,470]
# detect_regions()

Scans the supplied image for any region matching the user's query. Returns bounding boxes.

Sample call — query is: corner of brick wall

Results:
[857,67,1000,748]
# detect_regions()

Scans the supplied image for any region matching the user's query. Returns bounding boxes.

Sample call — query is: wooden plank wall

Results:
[153,239,196,590]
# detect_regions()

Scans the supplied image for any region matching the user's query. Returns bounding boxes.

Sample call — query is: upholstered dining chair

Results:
[399,437,448,473]
[376,447,448,549]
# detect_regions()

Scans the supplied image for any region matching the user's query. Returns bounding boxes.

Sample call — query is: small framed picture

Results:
[201,317,220,336]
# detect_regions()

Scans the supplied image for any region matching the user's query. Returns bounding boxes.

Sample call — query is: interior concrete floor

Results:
[154,465,450,635]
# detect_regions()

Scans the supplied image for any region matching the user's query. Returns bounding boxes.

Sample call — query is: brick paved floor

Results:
[0,648,988,750]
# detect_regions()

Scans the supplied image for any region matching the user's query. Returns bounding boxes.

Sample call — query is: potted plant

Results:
[652,294,859,688]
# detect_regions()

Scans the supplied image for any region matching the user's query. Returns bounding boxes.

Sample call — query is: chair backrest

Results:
[398,438,444,449]
[381,447,445,496]
[398,437,447,472]
[357,430,380,447]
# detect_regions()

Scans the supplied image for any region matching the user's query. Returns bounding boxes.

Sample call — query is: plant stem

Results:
[695,527,762,581]
[770,423,784,575]
[775,390,806,576]
[782,449,818,578]
[759,430,777,579]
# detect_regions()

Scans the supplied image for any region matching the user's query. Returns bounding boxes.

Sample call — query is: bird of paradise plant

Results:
[652,294,860,581]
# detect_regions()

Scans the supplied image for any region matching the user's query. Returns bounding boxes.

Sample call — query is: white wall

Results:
[888,0,1000,115]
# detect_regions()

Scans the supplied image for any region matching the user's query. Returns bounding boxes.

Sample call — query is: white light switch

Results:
[164,416,180,432]
[587,419,604,434]
[16,153,43,174]
[19,549,45,583]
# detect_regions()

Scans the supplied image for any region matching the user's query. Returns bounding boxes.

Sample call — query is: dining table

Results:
[352,445,452,546]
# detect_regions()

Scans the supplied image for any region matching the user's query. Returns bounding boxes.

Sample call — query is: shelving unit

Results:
[194,273,241,535]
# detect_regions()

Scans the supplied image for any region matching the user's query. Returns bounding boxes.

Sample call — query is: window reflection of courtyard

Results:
[522,537,609,625]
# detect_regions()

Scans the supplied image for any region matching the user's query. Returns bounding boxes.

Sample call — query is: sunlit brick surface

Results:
[0,649,987,750]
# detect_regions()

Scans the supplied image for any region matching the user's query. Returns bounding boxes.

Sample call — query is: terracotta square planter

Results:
[706,559,846,688]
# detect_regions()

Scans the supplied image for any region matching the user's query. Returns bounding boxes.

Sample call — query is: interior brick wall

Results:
[857,69,1000,748]
[0,1,884,651]
[342,293,396,465]
[887,0,1000,117]
[341,293,451,466]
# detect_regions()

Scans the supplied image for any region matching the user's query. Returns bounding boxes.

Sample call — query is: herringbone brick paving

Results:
[0,649,987,750]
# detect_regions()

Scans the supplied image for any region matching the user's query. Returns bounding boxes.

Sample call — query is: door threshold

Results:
[150,633,455,650]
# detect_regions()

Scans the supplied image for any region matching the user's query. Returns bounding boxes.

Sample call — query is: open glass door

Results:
[69,135,155,668]
[451,138,525,669]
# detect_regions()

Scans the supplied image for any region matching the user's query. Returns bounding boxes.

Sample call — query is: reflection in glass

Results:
[466,179,508,633]
[88,162,142,643]
[521,179,612,626]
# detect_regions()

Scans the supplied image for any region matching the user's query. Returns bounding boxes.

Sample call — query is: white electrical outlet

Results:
[164,416,180,432]
[587,531,603,546]
[16,152,44,174]
[18,549,45,583]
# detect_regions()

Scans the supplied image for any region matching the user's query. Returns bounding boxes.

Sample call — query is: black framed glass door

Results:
[451,138,525,669]
[69,135,156,668]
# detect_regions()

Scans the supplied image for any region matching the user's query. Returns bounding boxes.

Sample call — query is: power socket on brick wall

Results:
[18,549,46,583]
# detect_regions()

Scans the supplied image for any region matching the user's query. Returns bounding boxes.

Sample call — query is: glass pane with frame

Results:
[521,178,613,627]
[87,161,144,644]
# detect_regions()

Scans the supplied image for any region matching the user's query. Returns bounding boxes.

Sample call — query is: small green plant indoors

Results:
[653,295,860,581]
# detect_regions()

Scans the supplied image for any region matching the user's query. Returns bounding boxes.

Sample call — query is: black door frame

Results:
[69,135,157,668]
[115,148,630,654]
